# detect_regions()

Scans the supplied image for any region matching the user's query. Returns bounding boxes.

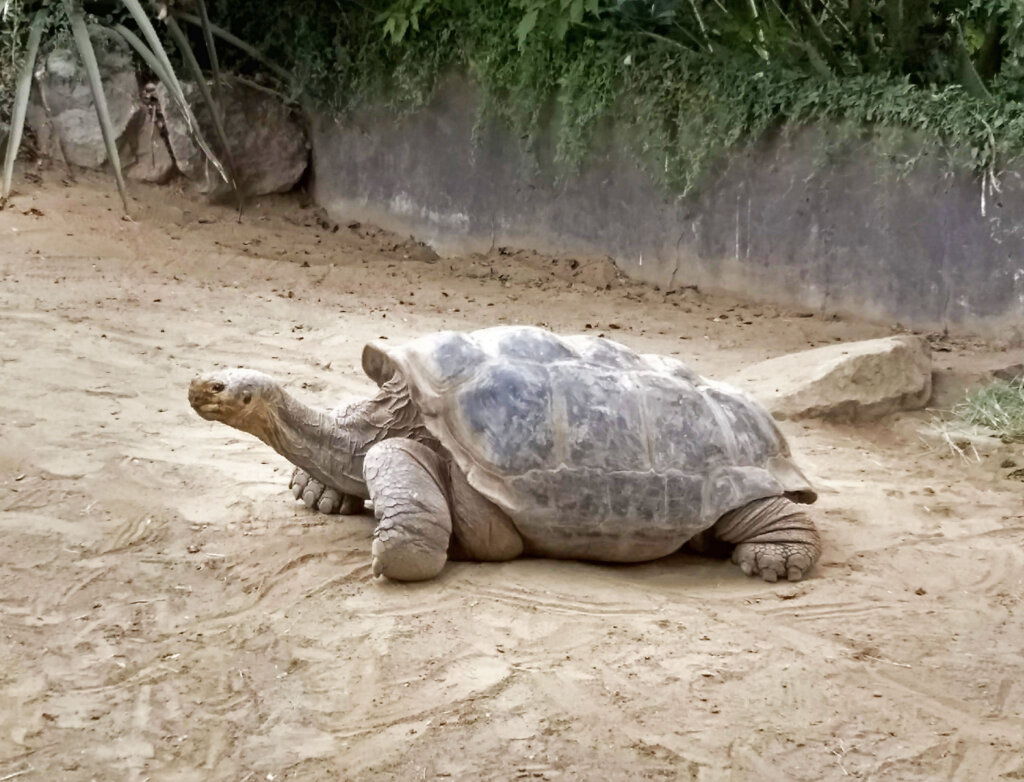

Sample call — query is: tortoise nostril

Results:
[211,382,225,393]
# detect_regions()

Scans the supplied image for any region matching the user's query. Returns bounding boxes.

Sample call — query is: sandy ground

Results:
[1,170,1023,781]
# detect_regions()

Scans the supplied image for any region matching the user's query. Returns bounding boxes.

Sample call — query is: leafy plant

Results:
[1,0,27,139]
[1,5,43,205]
[10,1,1024,205]
[954,375,1024,442]
[0,0,286,210]
[204,1,1024,198]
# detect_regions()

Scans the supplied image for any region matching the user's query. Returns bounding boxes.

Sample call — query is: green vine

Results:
[201,0,1024,194]
[7,1,1024,195]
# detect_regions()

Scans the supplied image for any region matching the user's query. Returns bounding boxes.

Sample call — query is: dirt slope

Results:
[1,171,1023,781]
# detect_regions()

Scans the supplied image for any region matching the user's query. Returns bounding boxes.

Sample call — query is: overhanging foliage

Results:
[6,1,1024,196]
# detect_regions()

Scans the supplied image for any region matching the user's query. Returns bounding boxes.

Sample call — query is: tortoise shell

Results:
[363,326,815,561]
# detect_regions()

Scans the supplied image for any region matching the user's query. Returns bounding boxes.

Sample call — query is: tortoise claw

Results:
[733,542,816,583]
[317,488,342,514]
[290,467,310,499]
[289,468,361,516]
[301,478,326,510]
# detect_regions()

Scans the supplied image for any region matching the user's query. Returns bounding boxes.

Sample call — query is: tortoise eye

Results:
[243,393,252,404]
[211,382,226,393]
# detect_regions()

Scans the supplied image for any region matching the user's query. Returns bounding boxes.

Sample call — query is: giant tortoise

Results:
[188,326,822,582]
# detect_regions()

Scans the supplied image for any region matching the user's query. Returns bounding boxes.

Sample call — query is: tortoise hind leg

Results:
[363,439,452,582]
[447,463,524,562]
[712,497,822,582]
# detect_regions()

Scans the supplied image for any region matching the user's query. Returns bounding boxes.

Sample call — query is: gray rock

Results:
[51,107,137,169]
[30,31,142,169]
[730,335,933,422]
[125,111,175,184]
[156,79,308,196]
[994,363,1024,382]
[155,81,205,180]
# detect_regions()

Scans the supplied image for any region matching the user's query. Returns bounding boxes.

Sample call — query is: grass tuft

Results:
[953,375,1024,443]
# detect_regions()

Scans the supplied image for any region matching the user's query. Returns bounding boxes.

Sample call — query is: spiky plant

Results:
[0,0,288,212]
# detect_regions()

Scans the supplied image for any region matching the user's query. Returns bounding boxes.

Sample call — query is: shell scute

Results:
[457,362,554,474]
[563,335,648,370]
[639,372,732,471]
[551,363,648,472]
[369,327,816,562]
[478,326,577,363]
[427,331,487,388]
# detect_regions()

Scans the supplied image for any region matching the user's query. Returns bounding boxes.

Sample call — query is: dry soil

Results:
[1,170,1023,781]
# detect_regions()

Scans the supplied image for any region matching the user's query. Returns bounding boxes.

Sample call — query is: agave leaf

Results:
[65,3,129,212]
[119,0,182,93]
[163,14,238,195]
[120,0,229,186]
[177,12,292,84]
[110,23,174,87]
[195,0,223,106]
[112,22,230,186]
[119,0,216,145]
[1,8,45,207]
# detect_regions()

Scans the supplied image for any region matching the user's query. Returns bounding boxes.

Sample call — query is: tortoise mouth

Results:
[193,401,223,418]
[189,379,229,420]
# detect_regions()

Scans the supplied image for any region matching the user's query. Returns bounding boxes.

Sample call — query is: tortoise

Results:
[188,326,822,582]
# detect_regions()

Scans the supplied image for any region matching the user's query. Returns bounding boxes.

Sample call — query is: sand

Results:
[1,170,1023,781]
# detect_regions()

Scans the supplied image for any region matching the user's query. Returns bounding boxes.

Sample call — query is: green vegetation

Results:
[0,0,252,210]
[207,0,1024,193]
[5,2,1024,196]
[954,375,1024,442]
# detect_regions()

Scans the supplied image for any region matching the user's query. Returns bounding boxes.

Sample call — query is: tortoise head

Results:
[188,368,281,432]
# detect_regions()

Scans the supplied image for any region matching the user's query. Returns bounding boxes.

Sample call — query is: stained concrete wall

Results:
[310,77,1024,337]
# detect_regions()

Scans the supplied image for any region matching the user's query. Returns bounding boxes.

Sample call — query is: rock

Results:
[155,82,205,181]
[572,257,620,289]
[729,335,933,422]
[29,30,143,169]
[398,238,440,262]
[156,79,308,197]
[994,363,1024,382]
[124,111,175,184]
[51,108,135,169]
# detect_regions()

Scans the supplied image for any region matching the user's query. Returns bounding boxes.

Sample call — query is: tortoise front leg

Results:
[289,467,365,515]
[363,440,452,582]
[712,497,822,582]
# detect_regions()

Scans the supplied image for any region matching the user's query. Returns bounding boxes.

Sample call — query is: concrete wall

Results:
[310,77,1024,337]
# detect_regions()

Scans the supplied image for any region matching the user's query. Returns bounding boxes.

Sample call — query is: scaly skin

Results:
[711,496,822,582]
[188,369,822,582]
[188,368,432,503]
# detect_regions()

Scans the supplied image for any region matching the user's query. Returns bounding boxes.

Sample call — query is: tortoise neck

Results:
[252,377,429,500]
[239,386,360,497]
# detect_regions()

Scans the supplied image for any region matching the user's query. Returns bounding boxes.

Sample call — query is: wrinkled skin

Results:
[189,330,823,583]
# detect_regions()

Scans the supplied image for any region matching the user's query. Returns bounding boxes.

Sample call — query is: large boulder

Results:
[155,79,308,196]
[124,86,175,184]
[124,110,175,184]
[29,30,143,169]
[730,335,933,422]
